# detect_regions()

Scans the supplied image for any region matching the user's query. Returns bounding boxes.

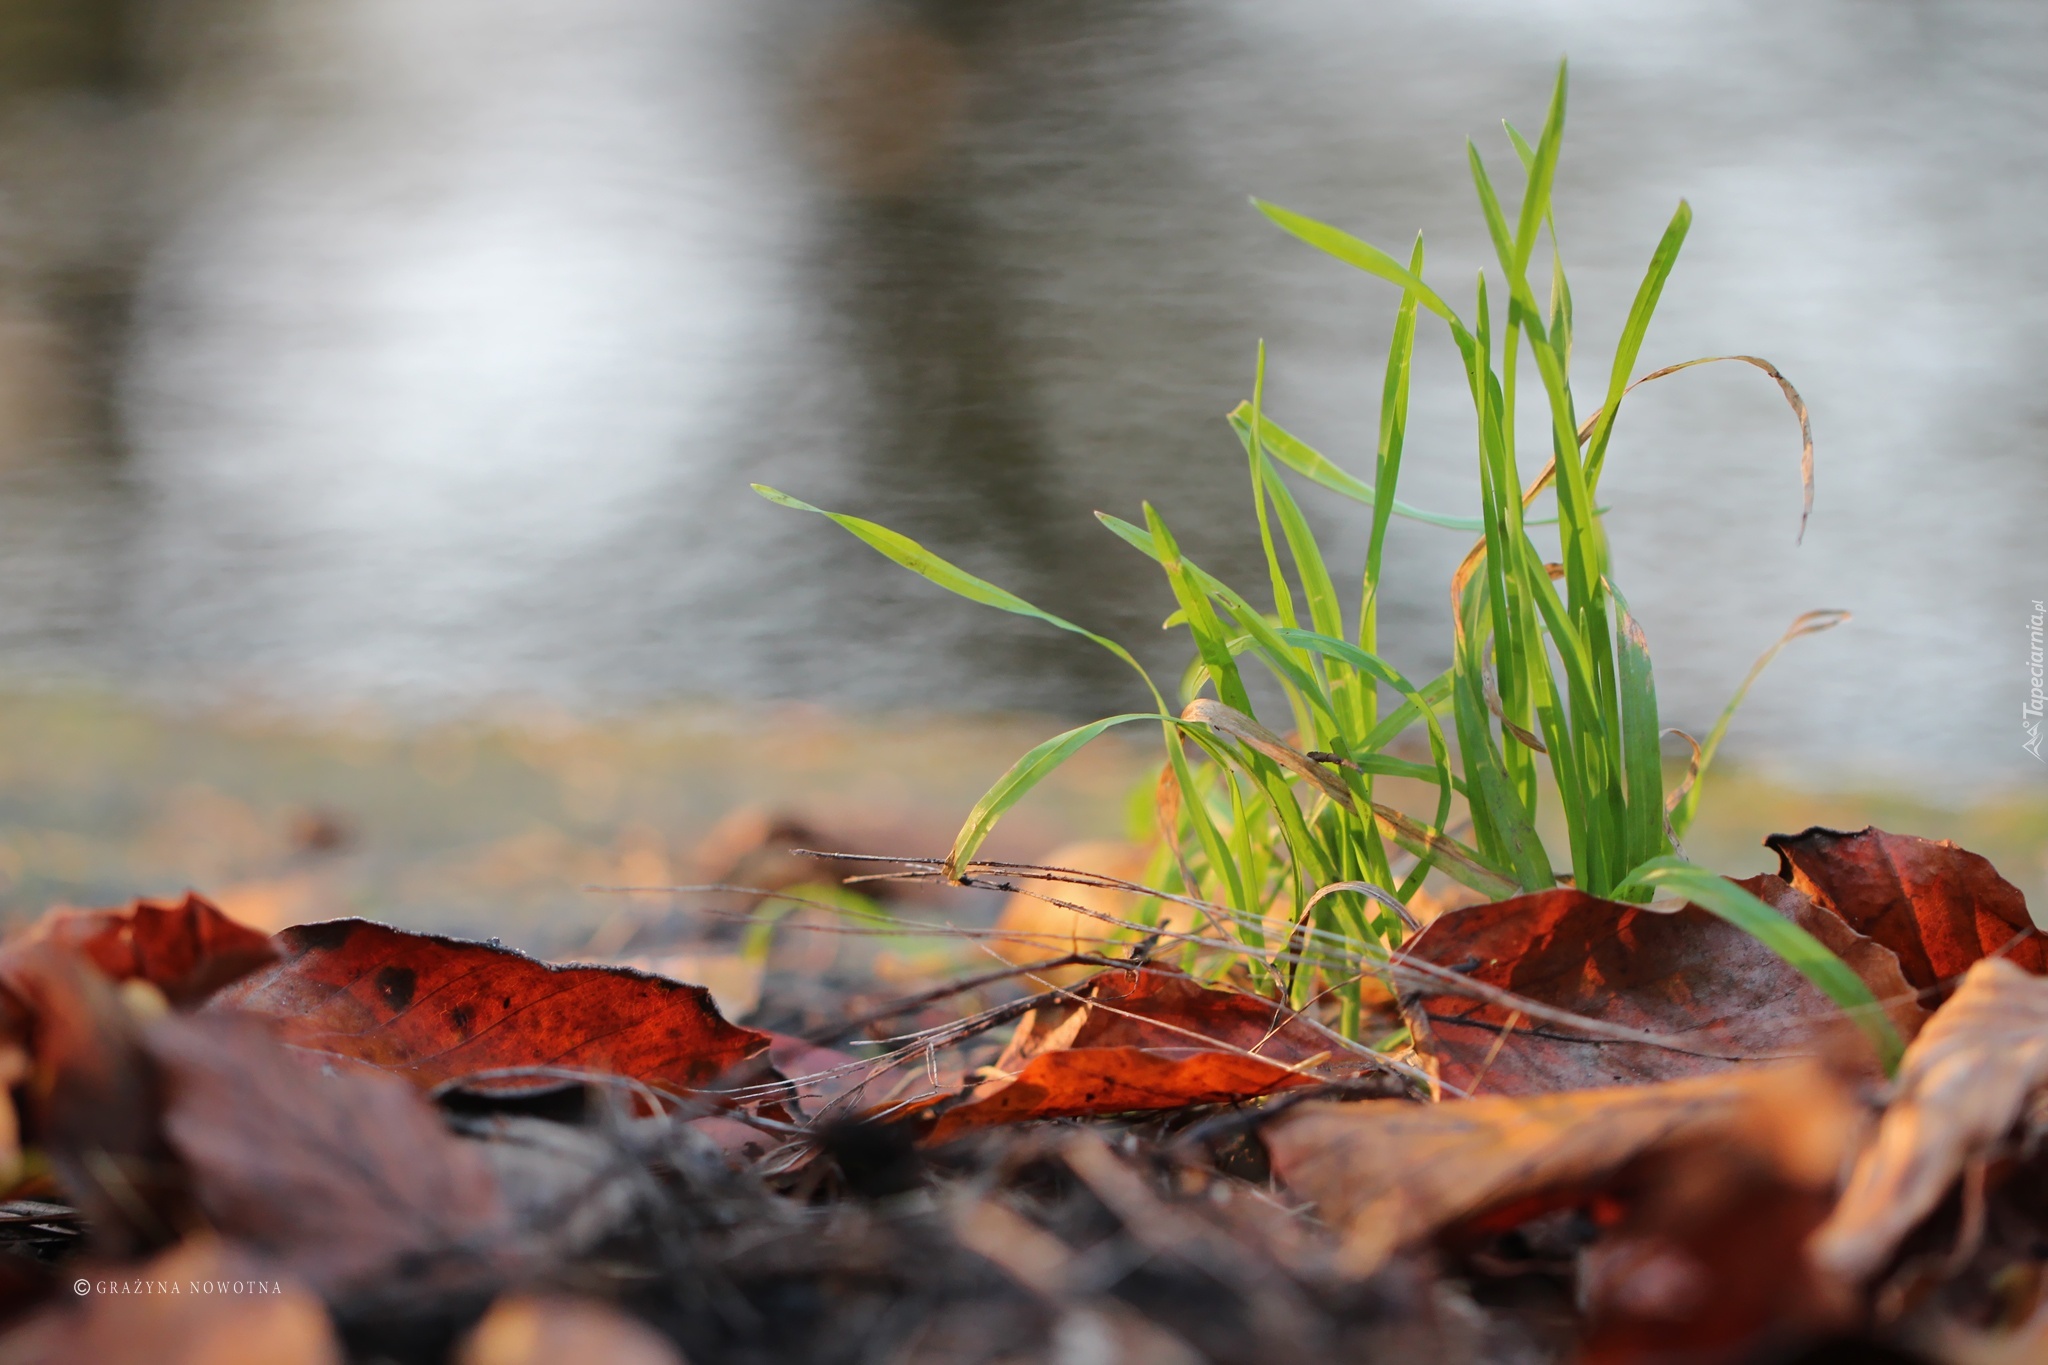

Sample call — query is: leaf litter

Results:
[0,833,2037,1360]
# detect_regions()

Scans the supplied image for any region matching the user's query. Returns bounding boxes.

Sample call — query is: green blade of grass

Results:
[1609,584,1670,874]
[944,713,1162,877]
[1582,200,1693,490]
[1145,504,1256,717]
[1250,199,1470,342]
[1225,406,1521,531]
[1616,856,1903,1075]
[755,485,1159,703]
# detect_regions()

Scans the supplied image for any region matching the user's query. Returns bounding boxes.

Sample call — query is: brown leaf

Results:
[905,965,1340,1144]
[454,1294,683,1365]
[206,919,772,1094]
[921,1047,1314,1145]
[0,1235,341,1365]
[1768,825,2045,990]
[0,946,187,1258]
[1398,877,1925,1095]
[145,1011,513,1296]
[996,963,1334,1072]
[1262,1063,1862,1278]
[22,893,276,1008]
[1809,956,2048,1286]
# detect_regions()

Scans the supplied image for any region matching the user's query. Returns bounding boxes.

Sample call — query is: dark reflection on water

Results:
[0,0,2038,787]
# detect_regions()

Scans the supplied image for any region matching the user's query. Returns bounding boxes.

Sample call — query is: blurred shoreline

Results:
[0,686,2038,948]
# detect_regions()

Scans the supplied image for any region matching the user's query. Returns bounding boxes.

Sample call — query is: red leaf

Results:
[1399,877,1925,1095]
[921,1047,1311,1145]
[996,963,1333,1069]
[206,920,771,1095]
[24,893,275,1007]
[911,965,1335,1143]
[1767,825,2045,990]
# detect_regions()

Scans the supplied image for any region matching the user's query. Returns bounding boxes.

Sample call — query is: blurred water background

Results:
[0,0,2040,932]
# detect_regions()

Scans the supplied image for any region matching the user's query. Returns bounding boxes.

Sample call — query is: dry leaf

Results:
[23,894,275,1008]
[921,1047,1313,1145]
[1262,1063,1862,1277]
[208,919,772,1095]
[146,1012,513,1296]
[0,946,186,1258]
[996,964,1334,1071]
[911,965,1341,1143]
[1399,878,1925,1094]
[1809,957,2048,1286]
[0,1235,340,1365]
[455,1294,682,1365]
[1768,826,2046,991]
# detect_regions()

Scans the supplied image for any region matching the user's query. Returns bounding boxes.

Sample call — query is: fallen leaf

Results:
[24,893,275,1008]
[996,963,1335,1071]
[1809,956,2048,1286]
[906,965,1341,1144]
[920,1048,1312,1146]
[207,920,772,1095]
[454,1294,683,1365]
[1767,826,2046,990]
[1262,1062,1862,1278]
[0,946,185,1258]
[1398,877,1924,1095]
[0,1234,340,1365]
[145,1011,513,1297]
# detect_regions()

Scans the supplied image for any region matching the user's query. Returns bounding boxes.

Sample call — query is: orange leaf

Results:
[921,1046,1311,1145]
[24,893,275,1007]
[995,962,1334,1072]
[1767,825,2045,990]
[206,920,771,1095]
[1399,877,1924,1095]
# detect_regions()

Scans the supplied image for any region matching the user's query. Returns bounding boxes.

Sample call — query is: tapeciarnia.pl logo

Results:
[2027,599,2046,761]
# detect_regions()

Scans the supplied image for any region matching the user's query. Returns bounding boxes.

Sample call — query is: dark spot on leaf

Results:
[374,965,416,1011]
[284,920,359,953]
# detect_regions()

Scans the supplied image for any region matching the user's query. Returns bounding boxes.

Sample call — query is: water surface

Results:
[0,0,2039,790]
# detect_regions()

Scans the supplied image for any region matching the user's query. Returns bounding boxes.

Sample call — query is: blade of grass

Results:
[755,485,1160,703]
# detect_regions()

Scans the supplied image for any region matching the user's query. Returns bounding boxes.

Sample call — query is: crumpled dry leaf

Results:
[1809,956,2048,1287]
[1400,878,1926,1094]
[23,893,275,1008]
[1768,826,2046,990]
[921,1049,1315,1146]
[911,965,1340,1144]
[454,1294,683,1365]
[145,1011,514,1297]
[208,920,772,1095]
[1262,1063,1862,1279]
[0,1234,341,1365]
[996,964,1335,1071]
